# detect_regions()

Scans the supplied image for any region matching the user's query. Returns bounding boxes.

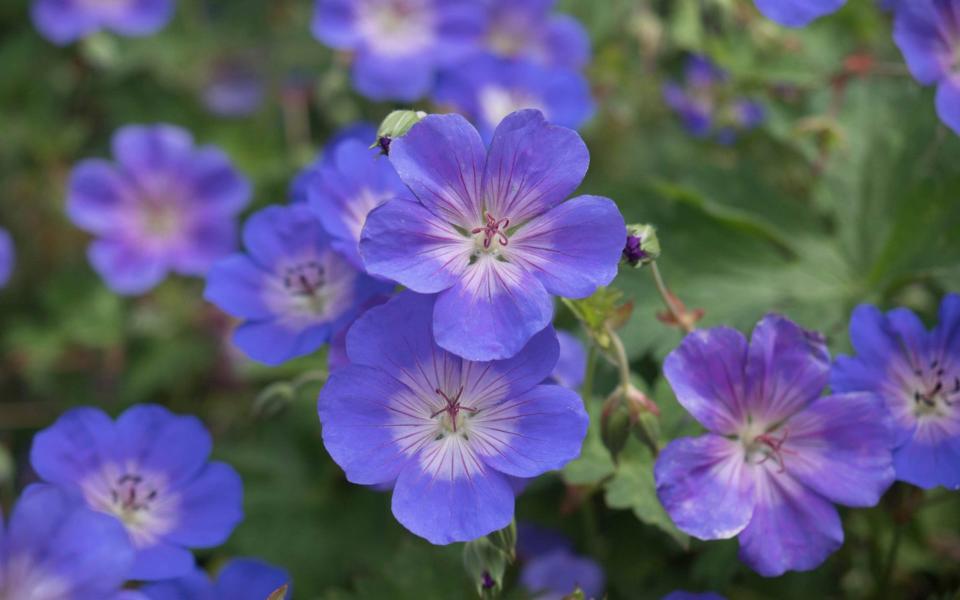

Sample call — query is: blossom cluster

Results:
[311,0,594,138]
[0,404,290,599]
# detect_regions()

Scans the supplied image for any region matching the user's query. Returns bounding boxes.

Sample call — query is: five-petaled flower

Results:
[751,0,845,27]
[654,315,894,577]
[361,109,626,361]
[832,294,960,490]
[892,0,960,136]
[31,0,175,45]
[30,404,244,580]
[310,0,485,101]
[66,124,251,296]
[137,558,291,600]
[318,292,589,544]
[481,0,590,70]
[204,204,393,366]
[0,484,134,599]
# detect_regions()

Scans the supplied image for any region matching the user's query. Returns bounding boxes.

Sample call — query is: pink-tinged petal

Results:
[470,384,588,478]
[111,124,194,175]
[66,159,134,235]
[482,110,589,225]
[745,315,830,426]
[663,328,749,435]
[463,327,561,403]
[433,257,553,361]
[509,195,625,298]
[388,113,486,227]
[936,76,960,136]
[319,365,422,485]
[392,447,514,544]
[654,434,755,540]
[88,238,168,296]
[737,471,843,577]
[893,411,960,490]
[360,199,470,293]
[783,392,895,507]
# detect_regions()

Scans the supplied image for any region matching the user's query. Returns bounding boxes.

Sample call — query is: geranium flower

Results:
[31,0,174,44]
[361,110,625,361]
[435,55,593,143]
[30,405,244,580]
[752,0,845,27]
[137,558,291,600]
[892,0,960,135]
[482,0,590,70]
[0,484,134,599]
[518,524,604,600]
[832,294,960,489]
[310,0,485,101]
[66,124,251,295]
[654,316,894,576]
[204,205,392,366]
[318,292,588,544]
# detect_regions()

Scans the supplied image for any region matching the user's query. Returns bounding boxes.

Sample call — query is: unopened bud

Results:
[622,224,660,267]
[373,110,428,154]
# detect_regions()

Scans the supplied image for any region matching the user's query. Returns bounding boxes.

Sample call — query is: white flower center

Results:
[357,0,435,56]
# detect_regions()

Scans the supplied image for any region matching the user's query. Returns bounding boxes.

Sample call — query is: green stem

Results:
[650,261,693,333]
[879,522,903,595]
[582,345,598,404]
[608,328,659,457]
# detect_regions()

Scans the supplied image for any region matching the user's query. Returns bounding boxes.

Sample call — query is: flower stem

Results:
[650,261,694,334]
[607,327,659,457]
[582,345,598,404]
[879,522,903,593]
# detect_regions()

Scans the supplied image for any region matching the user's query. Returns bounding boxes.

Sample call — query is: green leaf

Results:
[603,439,688,548]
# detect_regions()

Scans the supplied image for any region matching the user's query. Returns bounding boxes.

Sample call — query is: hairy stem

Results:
[650,261,694,333]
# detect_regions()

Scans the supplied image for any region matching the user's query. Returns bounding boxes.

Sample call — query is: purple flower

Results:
[663,56,765,143]
[517,523,604,600]
[360,110,625,361]
[289,123,378,205]
[654,316,894,577]
[892,0,960,135]
[306,138,409,270]
[138,558,291,600]
[832,295,960,490]
[310,0,485,101]
[203,62,265,118]
[662,593,725,600]
[29,404,244,581]
[752,0,845,27]
[204,205,392,366]
[318,292,589,544]
[67,124,251,296]
[0,484,134,599]
[548,331,587,389]
[0,227,13,288]
[434,55,594,143]
[31,0,175,45]
[483,0,590,70]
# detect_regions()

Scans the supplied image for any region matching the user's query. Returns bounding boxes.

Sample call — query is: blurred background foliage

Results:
[1,0,959,598]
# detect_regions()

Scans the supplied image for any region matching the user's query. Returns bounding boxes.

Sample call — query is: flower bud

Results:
[373,110,428,155]
[622,224,660,268]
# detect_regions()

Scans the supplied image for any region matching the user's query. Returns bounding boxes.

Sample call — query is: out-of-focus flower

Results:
[31,0,175,45]
[318,292,588,544]
[139,558,291,600]
[892,0,960,135]
[752,0,845,27]
[482,0,590,70]
[0,227,13,288]
[0,484,134,599]
[204,205,392,366]
[517,523,604,600]
[203,62,265,118]
[548,331,587,389]
[663,55,765,144]
[662,592,725,600]
[655,316,894,576]
[67,124,251,295]
[289,123,378,205]
[30,405,244,581]
[310,0,485,101]
[360,110,625,361]
[307,139,409,270]
[434,55,593,143]
[832,294,960,490]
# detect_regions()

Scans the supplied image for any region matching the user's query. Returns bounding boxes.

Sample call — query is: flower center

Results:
[743,428,794,473]
[358,0,433,55]
[109,473,158,524]
[471,213,510,253]
[908,358,958,417]
[283,261,325,297]
[140,202,180,241]
[431,386,478,437]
